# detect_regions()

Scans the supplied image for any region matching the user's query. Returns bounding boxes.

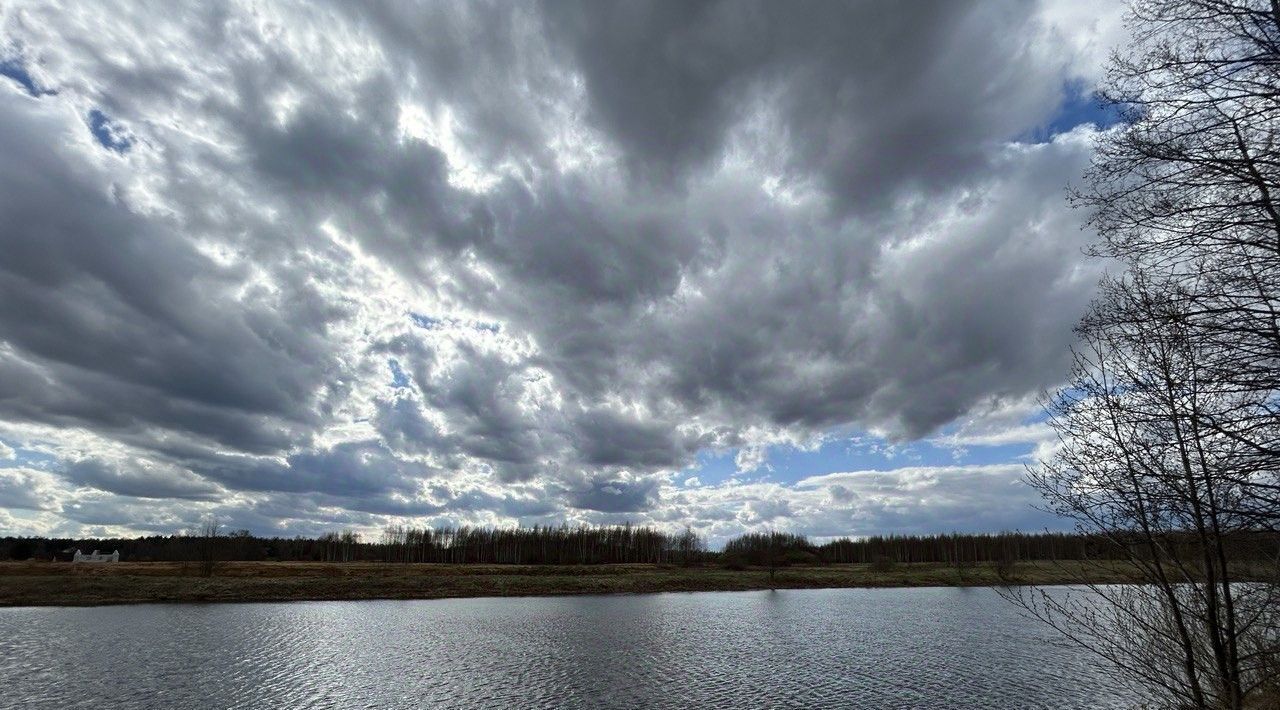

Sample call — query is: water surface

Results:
[0,587,1138,709]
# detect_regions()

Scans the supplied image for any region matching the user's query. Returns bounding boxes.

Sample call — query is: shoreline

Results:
[0,560,1147,607]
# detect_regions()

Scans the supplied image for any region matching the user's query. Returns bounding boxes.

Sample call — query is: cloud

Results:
[62,457,223,501]
[648,463,1062,548]
[538,1,1069,198]
[568,474,661,514]
[0,87,337,455]
[0,468,61,512]
[0,1,1124,539]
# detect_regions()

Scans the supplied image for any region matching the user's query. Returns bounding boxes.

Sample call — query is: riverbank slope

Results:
[0,560,1152,606]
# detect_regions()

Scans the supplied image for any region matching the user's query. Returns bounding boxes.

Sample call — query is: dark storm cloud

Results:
[487,175,702,307]
[571,408,697,468]
[0,0,1118,536]
[463,0,1092,442]
[240,77,495,273]
[62,458,222,501]
[539,1,1065,201]
[181,441,422,499]
[337,1,559,167]
[0,90,336,452]
[635,137,1099,440]
[568,475,661,514]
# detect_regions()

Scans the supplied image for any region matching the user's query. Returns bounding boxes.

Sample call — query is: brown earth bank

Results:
[0,560,1156,607]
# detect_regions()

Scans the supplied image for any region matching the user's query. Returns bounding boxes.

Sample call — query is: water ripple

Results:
[0,587,1139,709]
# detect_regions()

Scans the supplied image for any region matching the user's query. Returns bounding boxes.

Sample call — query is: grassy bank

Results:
[0,560,1152,607]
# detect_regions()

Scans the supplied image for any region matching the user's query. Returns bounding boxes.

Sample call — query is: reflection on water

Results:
[0,587,1138,709]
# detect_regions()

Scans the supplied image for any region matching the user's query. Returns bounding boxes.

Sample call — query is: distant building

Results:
[72,549,119,563]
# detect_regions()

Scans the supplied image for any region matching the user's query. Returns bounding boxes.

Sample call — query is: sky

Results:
[0,1,1129,545]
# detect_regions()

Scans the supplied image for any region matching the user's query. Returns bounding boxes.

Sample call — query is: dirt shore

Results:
[0,559,1152,607]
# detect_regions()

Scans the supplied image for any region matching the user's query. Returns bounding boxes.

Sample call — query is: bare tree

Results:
[194,517,220,577]
[1077,0,1280,514]
[1020,276,1277,707]
[674,525,704,567]
[1012,3,1280,706]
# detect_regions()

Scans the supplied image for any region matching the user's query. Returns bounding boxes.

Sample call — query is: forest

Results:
[4,526,1276,568]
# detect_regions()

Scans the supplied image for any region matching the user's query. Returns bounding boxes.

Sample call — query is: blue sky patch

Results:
[684,426,1038,486]
[0,440,58,469]
[0,57,53,96]
[1025,81,1127,142]
[680,448,738,485]
[87,109,133,153]
[388,359,411,388]
[410,312,443,330]
[410,311,501,334]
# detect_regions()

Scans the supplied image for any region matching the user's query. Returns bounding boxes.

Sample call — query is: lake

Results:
[0,586,1140,709]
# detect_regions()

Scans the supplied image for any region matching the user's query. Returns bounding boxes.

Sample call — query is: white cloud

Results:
[0,0,1120,539]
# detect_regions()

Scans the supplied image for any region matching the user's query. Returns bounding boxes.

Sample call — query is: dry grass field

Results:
[0,559,1151,606]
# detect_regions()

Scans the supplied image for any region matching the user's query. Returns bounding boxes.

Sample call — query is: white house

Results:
[72,549,119,563]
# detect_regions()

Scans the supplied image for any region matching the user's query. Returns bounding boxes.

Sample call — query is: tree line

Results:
[0,523,707,566]
[370,523,706,565]
[721,530,1277,567]
[6,527,1274,567]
